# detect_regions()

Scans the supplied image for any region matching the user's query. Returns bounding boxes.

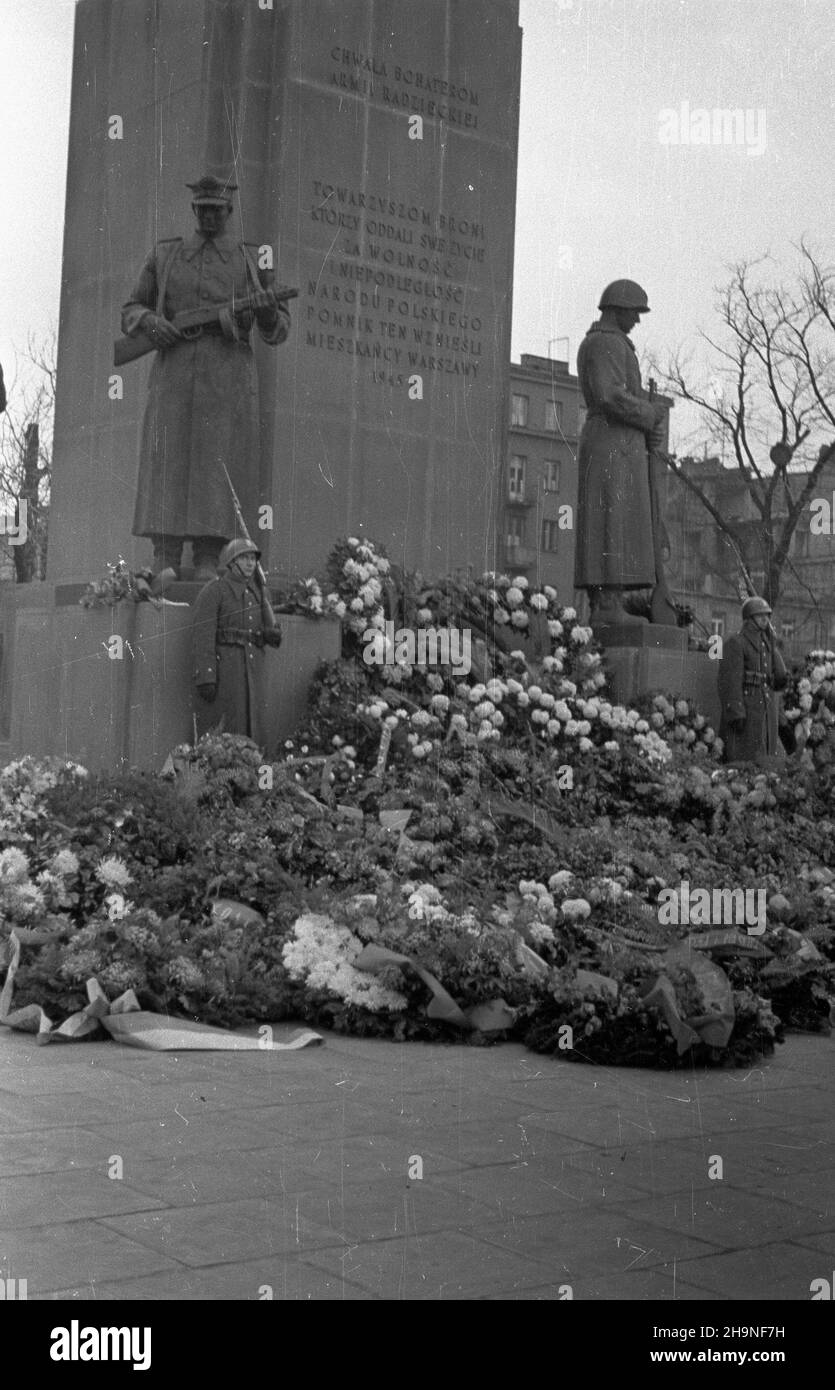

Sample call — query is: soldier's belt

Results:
[217,627,264,648]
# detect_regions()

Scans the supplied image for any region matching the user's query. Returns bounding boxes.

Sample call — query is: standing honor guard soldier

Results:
[192,538,283,747]
[121,175,291,580]
[718,596,788,765]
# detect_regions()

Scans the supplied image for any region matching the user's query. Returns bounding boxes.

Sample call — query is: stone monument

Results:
[574,279,720,727]
[10,0,522,770]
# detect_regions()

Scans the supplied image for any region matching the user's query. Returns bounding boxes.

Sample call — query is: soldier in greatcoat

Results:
[122,176,290,579]
[192,538,282,747]
[718,596,787,764]
[574,280,670,626]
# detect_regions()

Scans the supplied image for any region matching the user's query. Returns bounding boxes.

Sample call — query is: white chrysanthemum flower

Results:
[511,576,529,590]
[485,680,506,702]
[96,856,132,890]
[494,607,510,624]
[570,625,593,645]
[505,678,523,695]
[547,719,561,736]
[516,691,530,707]
[531,709,549,725]
[603,740,620,752]
[52,848,80,877]
[349,597,365,613]
[474,701,496,719]
[528,921,554,946]
[554,700,572,722]
[527,685,542,701]
[430,693,450,714]
[505,586,524,608]
[0,847,30,884]
[561,898,591,921]
[529,592,548,611]
[417,607,433,624]
[562,607,577,621]
[538,692,555,709]
[347,537,360,547]
[675,699,690,716]
[578,736,594,752]
[468,684,487,702]
[450,713,468,731]
[548,870,573,892]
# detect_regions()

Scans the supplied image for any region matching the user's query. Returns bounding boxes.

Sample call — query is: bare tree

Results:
[0,334,55,581]
[653,248,835,607]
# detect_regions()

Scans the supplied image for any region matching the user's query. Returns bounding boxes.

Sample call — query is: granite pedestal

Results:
[10,584,340,771]
[596,624,722,730]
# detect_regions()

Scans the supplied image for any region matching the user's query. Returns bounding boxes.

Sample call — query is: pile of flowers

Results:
[6,539,835,1067]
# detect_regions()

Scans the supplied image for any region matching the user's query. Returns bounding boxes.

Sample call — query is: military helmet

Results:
[742,596,772,619]
[220,537,261,569]
[598,279,651,313]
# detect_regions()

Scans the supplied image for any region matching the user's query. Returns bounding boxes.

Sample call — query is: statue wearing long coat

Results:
[192,570,279,748]
[122,232,289,542]
[574,321,660,589]
[718,619,787,764]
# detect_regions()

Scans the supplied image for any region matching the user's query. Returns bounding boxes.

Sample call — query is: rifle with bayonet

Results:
[113,285,299,367]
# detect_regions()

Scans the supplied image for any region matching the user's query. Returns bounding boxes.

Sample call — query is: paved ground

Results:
[2,1024,834,1301]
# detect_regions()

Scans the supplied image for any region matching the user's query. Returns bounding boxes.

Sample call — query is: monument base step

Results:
[10,585,341,772]
[602,643,722,730]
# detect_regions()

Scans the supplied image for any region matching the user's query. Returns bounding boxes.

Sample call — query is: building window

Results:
[710,614,725,637]
[511,394,528,428]
[543,459,560,492]
[546,399,563,432]
[508,455,526,501]
[506,514,525,542]
[541,519,559,552]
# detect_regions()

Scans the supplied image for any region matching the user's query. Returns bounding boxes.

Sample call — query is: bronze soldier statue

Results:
[574,280,674,627]
[192,537,282,746]
[121,176,291,580]
[718,596,787,765]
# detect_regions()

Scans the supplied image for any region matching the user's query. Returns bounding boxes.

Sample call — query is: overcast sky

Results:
[1,0,832,452]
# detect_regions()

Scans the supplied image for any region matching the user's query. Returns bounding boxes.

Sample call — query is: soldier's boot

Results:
[192,536,227,581]
[150,535,183,581]
[589,586,648,629]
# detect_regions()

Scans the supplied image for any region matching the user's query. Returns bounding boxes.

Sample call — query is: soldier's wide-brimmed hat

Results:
[187,175,237,205]
[742,596,772,619]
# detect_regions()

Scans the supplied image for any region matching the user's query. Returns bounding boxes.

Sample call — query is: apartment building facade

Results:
[502,354,582,600]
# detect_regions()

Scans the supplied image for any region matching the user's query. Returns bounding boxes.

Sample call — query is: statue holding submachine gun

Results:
[117,175,297,580]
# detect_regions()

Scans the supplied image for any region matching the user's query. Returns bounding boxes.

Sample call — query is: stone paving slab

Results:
[0,1218,183,1291]
[654,1240,833,1301]
[3,1028,835,1300]
[32,1256,379,1301]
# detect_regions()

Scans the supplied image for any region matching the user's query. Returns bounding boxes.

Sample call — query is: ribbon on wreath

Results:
[0,930,322,1052]
[353,942,515,1033]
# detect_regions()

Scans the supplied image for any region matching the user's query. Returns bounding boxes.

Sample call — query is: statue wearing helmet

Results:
[717,596,787,765]
[574,279,672,626]
[191,535,282,746]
